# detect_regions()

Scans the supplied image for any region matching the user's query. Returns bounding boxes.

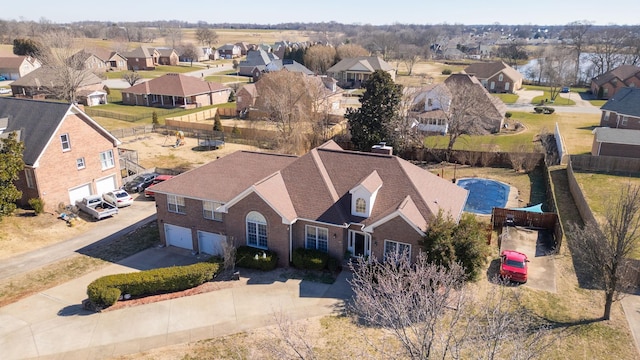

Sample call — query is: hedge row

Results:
[292,248,329,271]
[87,261,222,307]
[235,246,278,271]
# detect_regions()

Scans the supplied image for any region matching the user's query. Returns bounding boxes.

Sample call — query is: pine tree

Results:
[345,70,402,152]
[0,131,25,218]
[213,111,223,131]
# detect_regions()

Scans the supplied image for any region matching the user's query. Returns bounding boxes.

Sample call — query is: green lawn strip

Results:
[0,221,160,307]
[105,65,205,79]
[205,74,251,84]
[492,93,519,104]
[589,99,607,107]
[531,92,576,106]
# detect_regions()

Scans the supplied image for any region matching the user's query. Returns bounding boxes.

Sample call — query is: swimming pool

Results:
[456,178,510,215]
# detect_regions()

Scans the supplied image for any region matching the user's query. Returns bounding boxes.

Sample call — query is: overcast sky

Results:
[5,0,639,26]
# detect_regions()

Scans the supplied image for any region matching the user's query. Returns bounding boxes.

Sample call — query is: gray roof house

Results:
[326,56,395,89]
[238,49,279,76]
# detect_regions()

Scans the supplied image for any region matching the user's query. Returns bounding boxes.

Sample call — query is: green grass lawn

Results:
[424,111,599,154]
[491,93,519,104]
[104,64,204,79]
[205,74,251,84]
[589,99,607,107]
[524,85,576,106]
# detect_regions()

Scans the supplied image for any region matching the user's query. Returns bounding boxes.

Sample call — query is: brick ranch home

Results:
[150,141,468,266]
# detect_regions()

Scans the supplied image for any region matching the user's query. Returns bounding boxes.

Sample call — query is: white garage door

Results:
[165,224,193,250]
[68,183,92,205]
[197,231,226,256]
[96,175,117,195]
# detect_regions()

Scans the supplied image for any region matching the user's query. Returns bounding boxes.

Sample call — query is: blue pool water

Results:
[456,178,510,215]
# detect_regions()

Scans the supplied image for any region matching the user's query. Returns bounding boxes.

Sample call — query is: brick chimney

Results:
[371,142,393,155]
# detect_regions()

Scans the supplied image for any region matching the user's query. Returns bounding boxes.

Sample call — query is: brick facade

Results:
[19,113,120,211]
[369,215,424,262]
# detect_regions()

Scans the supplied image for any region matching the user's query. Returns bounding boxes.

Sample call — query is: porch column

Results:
[161,95,164,106]
[172,96,176,107]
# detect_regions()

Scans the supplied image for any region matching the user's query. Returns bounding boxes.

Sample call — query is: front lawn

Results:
[492,93,519,104]
[589,99,607,107]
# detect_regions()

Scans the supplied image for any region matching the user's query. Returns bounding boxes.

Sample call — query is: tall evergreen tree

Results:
[0,132,25,218]
[346,70,402,151]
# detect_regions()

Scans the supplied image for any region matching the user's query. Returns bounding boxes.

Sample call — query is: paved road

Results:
[0,198,157,281]
[507,89,601,115]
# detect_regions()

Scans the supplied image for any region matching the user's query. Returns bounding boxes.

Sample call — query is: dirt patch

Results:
[0,208,96,260]
[118,132,262,169]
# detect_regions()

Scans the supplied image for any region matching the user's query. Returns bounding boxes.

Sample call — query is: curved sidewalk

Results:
[0,247,353,360]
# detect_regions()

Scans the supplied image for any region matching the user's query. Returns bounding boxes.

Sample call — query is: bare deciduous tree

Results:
[36,31,97,103]
[180,42,199,66]
[303,45,337,74]
[540,46,574,102]
[561,20,593,85]
[122,71,142,86]
[221,238,236,272]
[196,27,218,47]
[336,43,369,60]
[588,27,628,75]
[567,184,640,320]
[262,311,318,360]
[162,26,183,49]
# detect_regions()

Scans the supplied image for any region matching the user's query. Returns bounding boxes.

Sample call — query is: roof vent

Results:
[371,142,393,155]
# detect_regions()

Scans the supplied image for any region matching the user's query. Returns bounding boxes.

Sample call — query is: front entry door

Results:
[348,230,371,258]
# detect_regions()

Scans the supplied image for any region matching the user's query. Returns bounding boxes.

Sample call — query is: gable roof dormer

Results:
[349,170,383,218]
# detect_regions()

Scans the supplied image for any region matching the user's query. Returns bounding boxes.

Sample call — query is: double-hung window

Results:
[203,201,223,221]
[306,225,329,253]
[99,150,115,170]
[384,240,411,261]
[60,134,71,152]
[168,195,186,214]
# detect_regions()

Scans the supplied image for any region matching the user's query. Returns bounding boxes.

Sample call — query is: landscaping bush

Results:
[235,246,278,271]
[292,248,329,271]
[441,68,452,75]
[533,106,555,114]
[87,262,221,308]
[327,256,340,273]
[505,112,512,118]
[28,198,45,214]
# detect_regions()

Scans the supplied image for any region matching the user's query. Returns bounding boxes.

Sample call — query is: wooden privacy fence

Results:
[491,207,562,251]
[571,154,640,174]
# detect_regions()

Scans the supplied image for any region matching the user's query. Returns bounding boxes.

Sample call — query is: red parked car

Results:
[144,175,174,198]
[500,250,529,283]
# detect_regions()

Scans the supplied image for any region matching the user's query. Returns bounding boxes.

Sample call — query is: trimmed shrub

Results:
[505,112,512,118]
[327,256,340,273]
[87,262,221,308]
[28,198,45,214]
[292,248,329,271]
[441,68,452,75]
[534,106,555,114]
[235,246,278,271]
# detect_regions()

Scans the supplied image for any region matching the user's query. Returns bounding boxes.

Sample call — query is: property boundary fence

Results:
[110,125,155,139]
[85,108,183,122]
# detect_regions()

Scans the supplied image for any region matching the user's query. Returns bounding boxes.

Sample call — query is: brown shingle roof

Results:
[152,141,468,231]
[464,61,523,82]
[122,73,230,97]
[0,56,28,69]
[592,65,640,86]
[11,66,103,87]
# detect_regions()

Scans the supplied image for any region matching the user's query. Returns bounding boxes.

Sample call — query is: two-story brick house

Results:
[463,61,523,94]
[591,65,640,100]
[150,141,468,266]
[0,97,121,212]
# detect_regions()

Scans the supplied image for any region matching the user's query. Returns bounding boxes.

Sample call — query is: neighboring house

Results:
[599,87,640,130]
[0,97,121,212]
[590,65,640,99]
[238,49,279,76]
[155,48,179,66]
[444,73,507,133]
[217,44,242,59]
[409,84,452,134]
[71,50,108,73]
[408,73,507,134]
[150,140,468,266]
[90,49,128,71]
[463,61,523,93]
[591,127,640,158]
[238,73,344,118]
[235,42,251,56]
[0,56,41,80]
[250,59,314,82]
[121,46,159,70]
[326,56,395,89]
[121,73,231,108]
[10,66,107,106]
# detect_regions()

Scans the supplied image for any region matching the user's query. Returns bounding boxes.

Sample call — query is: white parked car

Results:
[102,189,134,208]
[0,88,11,94]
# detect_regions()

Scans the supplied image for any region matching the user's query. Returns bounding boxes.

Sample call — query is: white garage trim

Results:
[96,175,117,195]
[68,183,92,205]
[164,224,194,250]
[197,231,226,256]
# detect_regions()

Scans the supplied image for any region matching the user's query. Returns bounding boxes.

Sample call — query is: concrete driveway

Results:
[499,226,557,293]
[0,247,352,360]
